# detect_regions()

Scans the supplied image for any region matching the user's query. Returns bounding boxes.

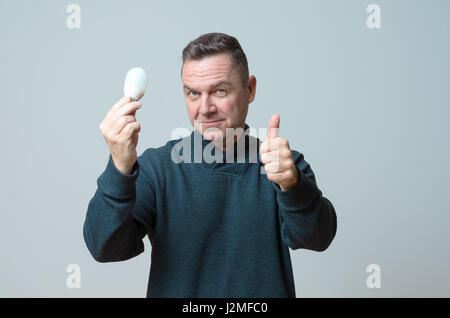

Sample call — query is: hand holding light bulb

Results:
[99,67,149,175]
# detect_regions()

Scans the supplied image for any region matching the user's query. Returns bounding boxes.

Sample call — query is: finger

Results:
[266,172,282,184]
[113,101,141,121]
[267,137,280,153]
[118,121,141,140]
[268,114,280,139]
[264,161,281,174]
[265,158,293,173]
[260,138,281,155]
[112,115,137,136]
[110,96,131,114]
[103,97,134,130]
[260,150,281,165]
[266,171,287,185]
[259,140,268,155]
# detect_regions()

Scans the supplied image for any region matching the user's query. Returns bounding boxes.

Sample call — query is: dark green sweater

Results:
[83,124,337,297]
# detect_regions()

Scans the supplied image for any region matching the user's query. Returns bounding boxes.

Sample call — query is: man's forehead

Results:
[183,53,233,71]
[181,54,240,88]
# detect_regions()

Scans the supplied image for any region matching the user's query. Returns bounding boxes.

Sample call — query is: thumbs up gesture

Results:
[260,114,299,191]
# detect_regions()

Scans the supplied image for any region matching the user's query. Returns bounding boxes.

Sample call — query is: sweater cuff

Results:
[271,166,320,209]
[97,154,140,199]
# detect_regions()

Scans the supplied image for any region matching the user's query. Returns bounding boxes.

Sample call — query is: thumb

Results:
[268,114,280,139]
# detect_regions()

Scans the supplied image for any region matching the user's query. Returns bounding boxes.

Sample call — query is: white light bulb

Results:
[123,67,148,101]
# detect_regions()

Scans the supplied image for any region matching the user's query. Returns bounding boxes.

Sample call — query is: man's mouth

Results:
[202,119,224,125]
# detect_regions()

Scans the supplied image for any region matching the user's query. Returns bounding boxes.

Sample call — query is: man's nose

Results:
[199,94,216,114]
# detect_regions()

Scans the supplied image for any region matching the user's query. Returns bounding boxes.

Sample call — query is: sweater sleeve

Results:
[83,152,156,263]
[272,150,337,251]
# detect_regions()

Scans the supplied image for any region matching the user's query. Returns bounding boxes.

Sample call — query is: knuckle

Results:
[286,169,293,178]
[287,164,295,173]
[109,134,117,144]
[124,122,133,131]
[128,122,136,131]
[114,110,123,119]
[126,122,138,133]
[118,116,127,125]
[281,148,291,158]
[269,173,278,182]
[120,116,133,126]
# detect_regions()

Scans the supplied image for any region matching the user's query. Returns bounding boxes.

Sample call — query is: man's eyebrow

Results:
[183,84,194,91]
[183,81,232,91]
[210,80,232,88]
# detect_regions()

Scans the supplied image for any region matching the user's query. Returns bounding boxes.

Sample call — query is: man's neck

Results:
[210,124,246,153]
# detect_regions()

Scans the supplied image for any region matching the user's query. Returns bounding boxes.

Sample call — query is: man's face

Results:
[181,53,256,144]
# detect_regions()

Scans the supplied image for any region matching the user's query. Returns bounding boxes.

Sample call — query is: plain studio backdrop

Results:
[1,0,449,297]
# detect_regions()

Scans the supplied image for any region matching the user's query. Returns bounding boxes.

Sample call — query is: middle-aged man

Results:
[84,32,337,298]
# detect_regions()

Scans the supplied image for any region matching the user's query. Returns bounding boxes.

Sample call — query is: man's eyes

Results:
[187,89,228,98]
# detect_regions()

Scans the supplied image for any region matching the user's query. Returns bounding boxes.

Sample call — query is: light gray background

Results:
[1,0,449,297]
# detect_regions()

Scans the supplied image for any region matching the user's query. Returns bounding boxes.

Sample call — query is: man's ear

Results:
[247,75,257,104]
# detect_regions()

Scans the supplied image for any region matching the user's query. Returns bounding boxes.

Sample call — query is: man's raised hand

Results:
[260,114,299,191]
[99,96,142,175]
